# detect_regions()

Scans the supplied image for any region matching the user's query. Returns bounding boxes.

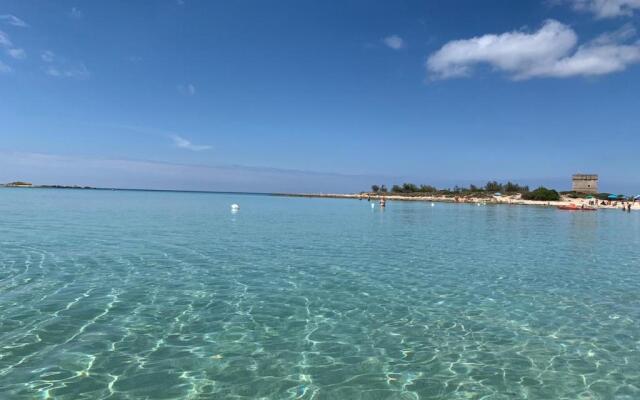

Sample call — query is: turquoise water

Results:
[1,189,639,399]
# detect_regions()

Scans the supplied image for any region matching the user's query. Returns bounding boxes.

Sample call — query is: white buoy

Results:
[371,203,375,209]
[431,203,435,207]
[230,204,239,213]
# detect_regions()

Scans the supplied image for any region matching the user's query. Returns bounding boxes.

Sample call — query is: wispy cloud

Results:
[0,30,12,47]
[170,135,211,151]
[41,50,55,63]
[0,151,386,193]
[39,50,89,79]
[0,29,25,61]
[0,14,28,28]
[7,48,25,59]
[0,31,13,72]
[45,63,90,80]
[382,34,405,50]
[102,125,212,152]
[426,19,640,80]
[568,0,640,18]
[0,59,10,73]
[69,7,83,19]
[177,83,196,96]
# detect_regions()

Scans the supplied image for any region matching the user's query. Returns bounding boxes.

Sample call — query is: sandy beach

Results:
[277,192,640,211]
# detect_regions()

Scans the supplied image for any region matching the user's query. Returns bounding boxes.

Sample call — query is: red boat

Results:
[557,204,597,211]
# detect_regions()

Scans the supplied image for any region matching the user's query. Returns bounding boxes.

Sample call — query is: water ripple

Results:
[0,190,639,399]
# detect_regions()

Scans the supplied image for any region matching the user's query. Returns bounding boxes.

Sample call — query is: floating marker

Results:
[230,204,239,213]
[371,203,375,209]
[431,203,435,207]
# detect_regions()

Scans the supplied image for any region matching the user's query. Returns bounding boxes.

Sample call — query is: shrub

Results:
[522,187,560,201]
[561,191,586,199]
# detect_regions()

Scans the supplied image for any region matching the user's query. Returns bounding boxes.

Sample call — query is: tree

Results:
[380,185,388,193]
[391,185,402,193]
[371,185,380,193]
[469,184,478,192]
[504,181,529,193]
[485,181,502,192]
[419,184,437,193]
[402,183,419,193]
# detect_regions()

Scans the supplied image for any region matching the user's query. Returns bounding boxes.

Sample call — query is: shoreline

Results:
[274,192,639,211]
[2,185,637,211]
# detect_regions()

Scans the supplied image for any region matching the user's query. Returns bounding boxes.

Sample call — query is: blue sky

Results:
[1,0,639,193]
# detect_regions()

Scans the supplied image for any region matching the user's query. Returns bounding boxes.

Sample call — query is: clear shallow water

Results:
[1,189,639,400]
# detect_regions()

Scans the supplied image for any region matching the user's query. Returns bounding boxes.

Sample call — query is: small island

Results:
[4,181,33,187]
[1,181,96,190]
[277,179,637,211]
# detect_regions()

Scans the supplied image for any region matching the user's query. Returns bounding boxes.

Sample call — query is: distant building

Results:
[572,174,598,194]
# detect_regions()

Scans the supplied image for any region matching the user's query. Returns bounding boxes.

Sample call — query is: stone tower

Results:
[572,174,598,194]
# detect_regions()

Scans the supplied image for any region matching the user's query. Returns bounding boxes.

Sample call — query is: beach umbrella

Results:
[494,192,502,197]
[635,195,640,200]
[585,195,593,199]
[608,194,618,200]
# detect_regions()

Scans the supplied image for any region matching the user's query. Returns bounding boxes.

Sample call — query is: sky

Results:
[1,0,639,193]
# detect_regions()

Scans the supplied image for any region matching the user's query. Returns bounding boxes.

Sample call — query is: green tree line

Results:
[370,181,529,194]
[368,181,561,201]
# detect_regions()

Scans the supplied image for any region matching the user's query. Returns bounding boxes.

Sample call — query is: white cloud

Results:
[178,83,196,95]
[170,135,211,151]
[569,0,640,18]
[526,40,640,77]
[0,14,28,27]
[69,7,83,19]
[41,50,55,63]
[426,20,640,80]
[383,35,405,50]
[7,48,25,59]
[427,20,576,79]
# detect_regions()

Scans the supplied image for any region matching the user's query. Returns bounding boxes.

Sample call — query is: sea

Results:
[1,188,639,399]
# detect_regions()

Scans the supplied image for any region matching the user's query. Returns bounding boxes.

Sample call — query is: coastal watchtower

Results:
[572,174,598,194]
